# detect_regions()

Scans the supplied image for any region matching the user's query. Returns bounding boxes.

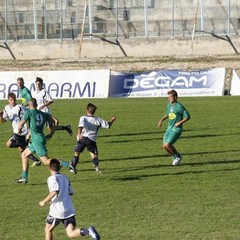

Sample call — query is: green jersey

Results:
[19,86,32,105]
[23,109,51,141]
[166,101,190,131]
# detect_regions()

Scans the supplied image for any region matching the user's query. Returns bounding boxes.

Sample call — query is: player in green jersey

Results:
[17,77,32,107]
[157,90,190,166]
[16,98,73,183]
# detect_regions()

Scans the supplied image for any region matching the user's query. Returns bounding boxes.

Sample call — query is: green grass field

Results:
[0,96,240,240]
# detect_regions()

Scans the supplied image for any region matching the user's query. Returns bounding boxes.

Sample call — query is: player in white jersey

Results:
[69,103,116,174]
[0,92,41,166]
[39,159,100,240]
[32,77,72,139]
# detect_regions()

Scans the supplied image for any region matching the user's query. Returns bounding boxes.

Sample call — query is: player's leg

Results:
[88,141,101,174]
[45,223,54,240]
[40,155,51,165]
[6,134,28,148]
[65,217,100,240]
[45,216,59,240]
[163,129,182,165]
[52,114,72,135]
[69,140,86,174]
[66,225,100,239]
[54,125,73,136]
[89,151,102,174]
[16,147,32,183]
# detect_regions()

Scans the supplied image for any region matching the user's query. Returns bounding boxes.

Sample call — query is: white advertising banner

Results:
[109,68,226,97]
[230,70,240,96]
[0,70,110,99]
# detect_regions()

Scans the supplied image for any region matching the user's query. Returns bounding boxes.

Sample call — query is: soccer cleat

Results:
[93,165,102,174]
[69,162,77,175]
[65,125,73,136]
[16,178,28,184]
[31,160,41,167]
[88,226,100,240]
[172,154,183,166]
[45,134,53,141]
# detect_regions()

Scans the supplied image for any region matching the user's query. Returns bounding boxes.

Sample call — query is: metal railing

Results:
[0,0,239,41]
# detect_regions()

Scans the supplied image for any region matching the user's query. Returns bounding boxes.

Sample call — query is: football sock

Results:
[72,156,79,167]
[60,160,69,168]
[29,154,39,162]
[22,171,28,180]
[80,228,89,236]
[92,158,99,166]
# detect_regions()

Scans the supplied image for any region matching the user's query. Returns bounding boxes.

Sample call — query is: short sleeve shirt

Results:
[23,109,51,141]
[32,89,52,114]
[47,173,75,219]
[166,101,190,131]
[19,87,32,105]
[3,104,28,135]
[78,115,110,142]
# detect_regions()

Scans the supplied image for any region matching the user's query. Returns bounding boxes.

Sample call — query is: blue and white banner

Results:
[230,70,240,96]
[109,68,226,97]
[0,70,110,99]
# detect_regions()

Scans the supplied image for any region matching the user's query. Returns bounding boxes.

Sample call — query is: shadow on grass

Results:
[102,132,240,143]
[111,163,240,182]
[101,149,240,162]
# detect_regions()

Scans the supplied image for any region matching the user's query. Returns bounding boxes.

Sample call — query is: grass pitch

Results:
[0,96,240,239]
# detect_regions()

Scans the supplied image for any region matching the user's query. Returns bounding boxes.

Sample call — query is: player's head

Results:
[167,90,178,103]
[17,77,24,89]
[87,103,97,115]
[35,77,43,90]
[49,158,61,172]
[8,92,17,105]
[28,98,38,109]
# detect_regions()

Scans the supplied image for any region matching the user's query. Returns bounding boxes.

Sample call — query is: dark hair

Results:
[87,103,97,115]
[167,90,178,98]
[35,77,43,84]
[17,77,24,82]
[29,98,38,108]
[8,92,16,100]
[49,158,61,172]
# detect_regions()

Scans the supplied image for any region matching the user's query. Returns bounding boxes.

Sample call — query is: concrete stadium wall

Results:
[1,36,240,60]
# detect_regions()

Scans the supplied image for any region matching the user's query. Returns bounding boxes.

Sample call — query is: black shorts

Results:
[74,137,98,155]
[8,133,28,148]
[46,215,76,228]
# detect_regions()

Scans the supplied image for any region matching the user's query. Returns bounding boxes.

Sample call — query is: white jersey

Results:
[78,115,110,142]
[3,104,28,136]
[47,173,75,219]
[32,89,52,114]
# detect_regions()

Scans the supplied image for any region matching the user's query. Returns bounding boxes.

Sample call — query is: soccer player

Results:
[0,92,41,166]
[39,158,100,240]
[32,77,73,139]
[17,77,32,107]
[16,98,72,183]
[69,103,116,174]
[157,89,190,165]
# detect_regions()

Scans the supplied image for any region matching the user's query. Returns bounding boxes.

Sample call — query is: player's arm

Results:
[108,115,117,128]
[45,115,56,140]
[0,110,6,123]
[39,191,58,207]
[175,117,190,127]
[175,107,191,127]
[157,115,168,128]
[77,126,84,141]
[40,91,54,110]
[18,119,27,134]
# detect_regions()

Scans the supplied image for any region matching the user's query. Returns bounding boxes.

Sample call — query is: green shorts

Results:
[163,127,182,145]
[28,139,48,157]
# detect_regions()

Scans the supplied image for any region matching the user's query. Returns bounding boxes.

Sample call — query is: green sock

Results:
[60,160,69,168]
[22,171,28,180]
